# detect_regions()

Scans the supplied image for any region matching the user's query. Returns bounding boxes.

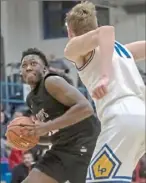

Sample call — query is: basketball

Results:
[6,116,39,151]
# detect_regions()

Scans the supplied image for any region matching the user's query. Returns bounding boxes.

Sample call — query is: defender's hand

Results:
[92,76,109,100]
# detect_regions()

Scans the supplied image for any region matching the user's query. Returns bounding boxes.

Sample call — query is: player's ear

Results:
[44,67,49,74]
[43,68,46,74]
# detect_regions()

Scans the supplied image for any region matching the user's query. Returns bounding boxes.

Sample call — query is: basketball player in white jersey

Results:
[64,1,146,183]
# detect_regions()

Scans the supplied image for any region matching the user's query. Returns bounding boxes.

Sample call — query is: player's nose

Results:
[26,65,33,71]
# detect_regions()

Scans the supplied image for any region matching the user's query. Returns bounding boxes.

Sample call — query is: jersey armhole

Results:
[126,48,134,60]
[44,72,59,81]
[77,49,95,71]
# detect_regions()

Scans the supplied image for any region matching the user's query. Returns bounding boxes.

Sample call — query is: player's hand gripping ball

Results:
[6,116,39,151]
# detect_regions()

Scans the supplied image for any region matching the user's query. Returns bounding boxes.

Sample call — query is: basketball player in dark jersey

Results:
[20,48,101,183]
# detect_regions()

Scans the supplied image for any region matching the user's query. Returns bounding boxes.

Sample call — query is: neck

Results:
[30,84,37,90]
[29,81,39,90]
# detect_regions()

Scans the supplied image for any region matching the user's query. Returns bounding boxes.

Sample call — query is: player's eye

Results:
[31,61,37,66]
[21,63,27,68]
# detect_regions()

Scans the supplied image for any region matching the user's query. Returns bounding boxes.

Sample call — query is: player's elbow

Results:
[91,26,115,48]
[64,47,71,60]
[99,25,115,33]
[97,26,115,40]
[79,101,94,118]
[64,42,76,61]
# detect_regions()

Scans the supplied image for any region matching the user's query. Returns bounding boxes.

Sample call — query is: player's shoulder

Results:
[45,75,61,82]
[44,73,71,94]
[44,73,66,86]
[44,72,73,86]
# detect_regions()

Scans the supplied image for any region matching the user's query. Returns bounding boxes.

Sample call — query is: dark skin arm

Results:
[44,76,94,131]
[21,76,94,137]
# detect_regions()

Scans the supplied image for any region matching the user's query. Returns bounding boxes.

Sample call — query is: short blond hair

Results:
[66,1,98,36]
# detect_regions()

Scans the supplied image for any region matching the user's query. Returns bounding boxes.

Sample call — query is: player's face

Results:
[66,24,75,39]
[21,54,45,86]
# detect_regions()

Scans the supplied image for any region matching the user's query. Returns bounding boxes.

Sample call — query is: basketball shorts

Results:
[35,118,101,183]
[86,97,145,183]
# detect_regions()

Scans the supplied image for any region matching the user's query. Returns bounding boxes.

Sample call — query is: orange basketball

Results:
[6,116,39,151]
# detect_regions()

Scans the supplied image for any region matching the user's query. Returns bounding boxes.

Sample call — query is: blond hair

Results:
[66,1,98,36]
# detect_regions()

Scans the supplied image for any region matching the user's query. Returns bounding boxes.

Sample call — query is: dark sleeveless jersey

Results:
[26,72,100,145]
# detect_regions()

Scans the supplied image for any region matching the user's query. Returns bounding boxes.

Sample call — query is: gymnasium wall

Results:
[1,0,145,75]
[1,1,68,66]
[110,7,145,70]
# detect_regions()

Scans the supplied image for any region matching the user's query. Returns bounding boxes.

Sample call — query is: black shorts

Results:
[35,128,99,183]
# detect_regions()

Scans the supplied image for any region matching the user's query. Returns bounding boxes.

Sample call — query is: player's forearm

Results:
[64,29,100,61]
[45,102,94,131]
[125,41,146,61]
[98,26,115,77]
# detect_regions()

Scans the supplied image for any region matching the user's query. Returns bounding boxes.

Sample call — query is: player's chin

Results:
[25,76,37,85]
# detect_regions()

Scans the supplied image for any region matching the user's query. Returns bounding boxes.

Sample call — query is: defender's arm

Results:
[64,26,115,77]
[125,41,146,62]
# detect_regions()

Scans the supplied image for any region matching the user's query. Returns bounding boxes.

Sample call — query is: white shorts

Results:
[86,97,145,183]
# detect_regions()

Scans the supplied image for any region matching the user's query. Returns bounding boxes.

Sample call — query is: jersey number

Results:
[115,42,131,59]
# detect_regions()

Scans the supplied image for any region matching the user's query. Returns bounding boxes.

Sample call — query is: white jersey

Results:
[78,41,145,122]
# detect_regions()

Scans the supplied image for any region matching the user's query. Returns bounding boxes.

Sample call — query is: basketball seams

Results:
[8,124,36,128]
[7,130,37,150]
[8,129,38,144]
[6,116,39,150]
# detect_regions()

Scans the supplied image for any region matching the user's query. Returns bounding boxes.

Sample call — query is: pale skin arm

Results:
[125,41,146,62]
[92,40,146,100]
[64,26,115,77]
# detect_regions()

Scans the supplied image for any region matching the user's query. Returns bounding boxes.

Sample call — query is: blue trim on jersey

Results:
[115,45,122,57]
[88,144,132,182]
[115,41,131,58]
[92,151,116,180]
[113,176,132,180]
[87,181,131,183]
[103,145,131,180]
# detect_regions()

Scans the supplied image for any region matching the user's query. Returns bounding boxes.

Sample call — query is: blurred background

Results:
[0,0,146,183]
